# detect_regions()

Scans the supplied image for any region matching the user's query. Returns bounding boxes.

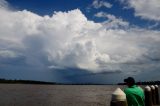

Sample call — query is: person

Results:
[124,77,145,106]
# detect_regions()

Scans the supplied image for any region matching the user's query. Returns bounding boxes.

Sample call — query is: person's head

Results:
[124,77,135,87]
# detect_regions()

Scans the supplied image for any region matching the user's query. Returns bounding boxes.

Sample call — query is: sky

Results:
[0,0,160,84]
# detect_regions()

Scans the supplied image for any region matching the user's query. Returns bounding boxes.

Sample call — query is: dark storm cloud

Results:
[0,0,160,83]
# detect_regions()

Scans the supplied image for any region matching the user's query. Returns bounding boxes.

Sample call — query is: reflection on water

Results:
[0,84,125,106]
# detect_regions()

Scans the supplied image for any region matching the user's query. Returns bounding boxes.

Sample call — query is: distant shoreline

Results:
[0,78,160,85]
[0,78,55,85]
[0,78,114,85]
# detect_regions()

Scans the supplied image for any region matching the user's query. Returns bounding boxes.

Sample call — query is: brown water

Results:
[0,84,125,106]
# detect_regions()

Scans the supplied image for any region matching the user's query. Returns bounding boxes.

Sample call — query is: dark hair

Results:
[124,77,135,85]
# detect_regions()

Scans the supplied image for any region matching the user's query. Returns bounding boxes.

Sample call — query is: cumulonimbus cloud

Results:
[120,0,160,21]
[0,0,160,77]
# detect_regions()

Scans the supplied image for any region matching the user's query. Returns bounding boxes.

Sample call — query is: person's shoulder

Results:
[137,86,143,89]
[124,85,136,93]
[124,87,131,93]
[135,85,143,89]
[137,86,144,92]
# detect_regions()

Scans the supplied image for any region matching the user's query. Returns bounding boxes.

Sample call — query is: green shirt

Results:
[124,85,145,106]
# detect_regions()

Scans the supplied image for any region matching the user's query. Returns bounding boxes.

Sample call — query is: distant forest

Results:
[0,78,56,85]
[0,78,111,85]
[118,81,160,85]
[0,78,160,85]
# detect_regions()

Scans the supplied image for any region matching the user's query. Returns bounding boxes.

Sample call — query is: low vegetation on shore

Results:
[1,78,160,85]
[0,78,56,85]
[118,81,160,85]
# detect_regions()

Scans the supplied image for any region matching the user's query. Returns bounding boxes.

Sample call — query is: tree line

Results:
[118,81,160,85]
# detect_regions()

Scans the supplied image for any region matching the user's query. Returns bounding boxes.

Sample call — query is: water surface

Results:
[0,84,125,106]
